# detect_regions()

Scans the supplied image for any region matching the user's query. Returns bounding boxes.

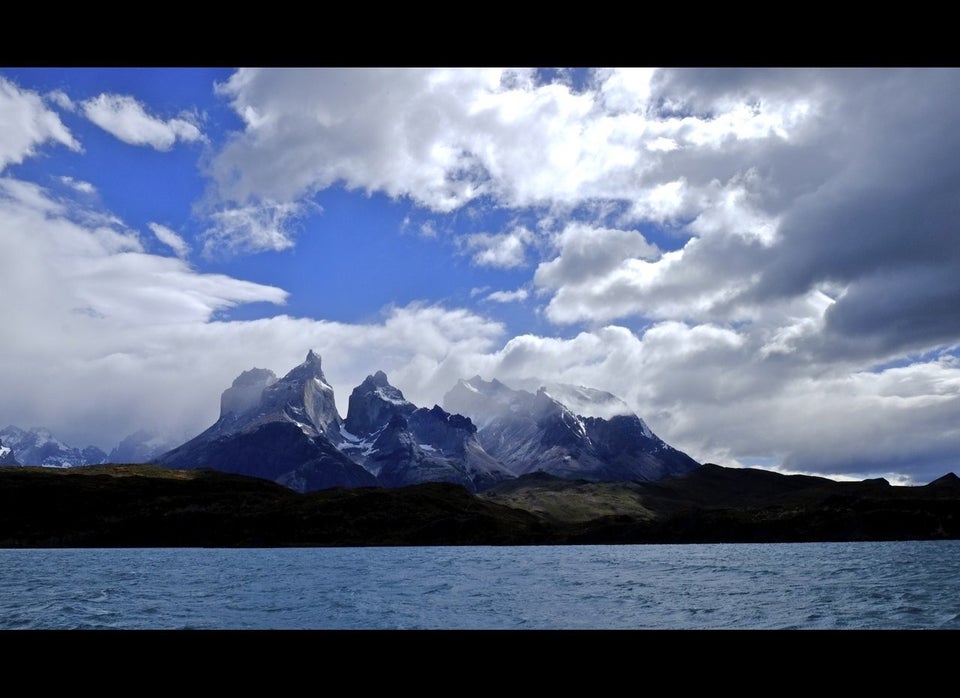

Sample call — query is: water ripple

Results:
[1,541,959,629]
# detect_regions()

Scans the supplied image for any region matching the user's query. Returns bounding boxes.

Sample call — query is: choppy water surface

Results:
[2,541,958,629]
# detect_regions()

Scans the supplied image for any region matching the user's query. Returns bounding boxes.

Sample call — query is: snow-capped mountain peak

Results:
[0,439,17,466]
[0,425,106,467]
[443,376,697,482]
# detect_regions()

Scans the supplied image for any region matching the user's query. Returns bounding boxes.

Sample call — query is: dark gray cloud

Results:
[649,68,829,113]
[737,69,960,359]
[820,266,960,359]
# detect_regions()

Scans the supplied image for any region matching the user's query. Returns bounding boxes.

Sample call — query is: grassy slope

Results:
[0,465,548,547]
[2,464,960,546]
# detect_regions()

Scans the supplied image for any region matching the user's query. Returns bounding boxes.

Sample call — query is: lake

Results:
[2,541,958,629]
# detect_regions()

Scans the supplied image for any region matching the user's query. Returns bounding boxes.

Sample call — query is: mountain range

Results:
[0,425,175,469]
[5,349,960,548]
[0,426,107,468]
[156,351,700,492]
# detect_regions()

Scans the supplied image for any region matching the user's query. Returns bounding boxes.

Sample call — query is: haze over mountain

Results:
[107,430,178,464]
[156,351,699,492]
[0,426,177,468]
[444,376,699,482]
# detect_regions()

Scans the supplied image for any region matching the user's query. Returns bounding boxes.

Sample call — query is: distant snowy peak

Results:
[442,375,528,428]
[108,429,178,463]
[0,439,18,466]
[0,425,106,467]
[344,370,416,437]
[442,375,699,483]
[536,382,641,421]
[446,376,654,437]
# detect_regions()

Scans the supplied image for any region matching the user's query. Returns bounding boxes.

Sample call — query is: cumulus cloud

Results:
[460,226,534,268]
[208,68,809,213]
[201,200,314,255]
[59,176,95,194]
[0,77,80,171]
[47,90,76,112]
[81,94,203,150]
[485,287,529,303]
[532,216,775,327]
[148,222,190,258]
[536,223,659,288]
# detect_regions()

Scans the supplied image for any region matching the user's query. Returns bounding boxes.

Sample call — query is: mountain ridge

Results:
[152,352,702,493]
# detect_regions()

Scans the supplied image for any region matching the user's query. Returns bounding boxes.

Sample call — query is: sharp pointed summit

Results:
[343,371,416,438]
[157,351,375,491]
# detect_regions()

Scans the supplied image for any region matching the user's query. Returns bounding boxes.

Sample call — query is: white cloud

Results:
[209,68,810,213]
[0,175,511,450]
[0,177,290,445]
[596,68,656,113]
[485,287,529,303]
[47,90,76,112]
[0,77,80,172]
[148,222,190,258]
[201,200,313,255]
[81,93,203,151]
[536,223,660,288]
[59,176,95,194]
[621,179,692,222]
[461,226,534,268]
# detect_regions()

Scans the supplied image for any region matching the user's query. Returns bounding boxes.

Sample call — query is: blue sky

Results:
[2,67,960,484]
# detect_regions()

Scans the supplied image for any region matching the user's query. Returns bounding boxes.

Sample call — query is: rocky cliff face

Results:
[367,406,512,492]
[157,351,376,491]
[343,370,416,437]
[341,373,510,493]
